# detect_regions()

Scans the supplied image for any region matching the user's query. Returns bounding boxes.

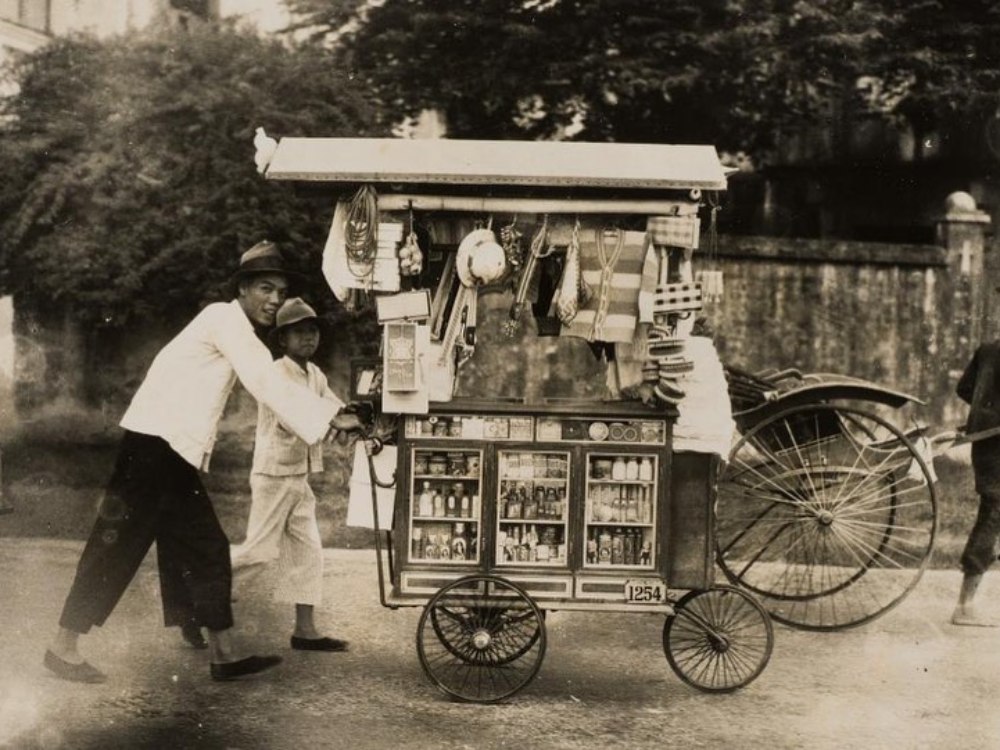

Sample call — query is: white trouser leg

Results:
[276,481,324,606]
[231,474,301,594]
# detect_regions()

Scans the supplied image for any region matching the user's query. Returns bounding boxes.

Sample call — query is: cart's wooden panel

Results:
[497,574,573,600]
[667,452,718,590]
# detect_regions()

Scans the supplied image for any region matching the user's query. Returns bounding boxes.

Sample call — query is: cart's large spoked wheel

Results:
[717,404,937,630]
[663,586,773,692]
[417,574,546,703]
[430,606,544,666]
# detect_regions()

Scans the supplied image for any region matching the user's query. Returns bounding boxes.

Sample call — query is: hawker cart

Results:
[716,366,938,632]
[361,401,772,702]
[259,136,774,702]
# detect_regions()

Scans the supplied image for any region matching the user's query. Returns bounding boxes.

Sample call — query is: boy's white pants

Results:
[231,473,324,606]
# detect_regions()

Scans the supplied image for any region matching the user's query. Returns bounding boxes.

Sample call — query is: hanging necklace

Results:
[596,227,624,272]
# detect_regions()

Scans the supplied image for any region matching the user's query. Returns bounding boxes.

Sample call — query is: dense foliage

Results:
[291,0,1000,156]
[0,23,385,328]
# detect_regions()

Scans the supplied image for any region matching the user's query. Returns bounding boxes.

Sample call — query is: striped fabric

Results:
[561,229,658,344]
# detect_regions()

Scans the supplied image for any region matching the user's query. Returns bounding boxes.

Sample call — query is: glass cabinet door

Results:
[408,447,483,564]
[584,452,657,569]
[496,450,571,566]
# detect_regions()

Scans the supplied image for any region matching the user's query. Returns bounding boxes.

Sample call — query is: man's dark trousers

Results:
[59,431,233,634]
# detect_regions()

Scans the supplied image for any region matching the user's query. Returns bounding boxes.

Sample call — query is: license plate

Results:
[624,579,667,604]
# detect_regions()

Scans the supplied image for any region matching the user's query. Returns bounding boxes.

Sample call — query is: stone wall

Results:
[702,195,991,429]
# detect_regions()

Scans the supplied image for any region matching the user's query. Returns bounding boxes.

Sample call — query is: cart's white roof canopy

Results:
[263,138,729,191]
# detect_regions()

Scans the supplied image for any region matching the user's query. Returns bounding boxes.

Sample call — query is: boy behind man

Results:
[231,298,349,651]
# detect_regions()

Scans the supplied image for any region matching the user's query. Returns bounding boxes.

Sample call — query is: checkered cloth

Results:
[646,216,700,249]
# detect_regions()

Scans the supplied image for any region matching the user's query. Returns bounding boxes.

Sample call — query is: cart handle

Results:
[364,436,397,489]
[363,433,399,610]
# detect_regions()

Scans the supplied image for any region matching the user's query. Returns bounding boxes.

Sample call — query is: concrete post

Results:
[936,191,992,428]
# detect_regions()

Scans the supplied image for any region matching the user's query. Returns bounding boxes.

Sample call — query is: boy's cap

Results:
[268,297,319,344]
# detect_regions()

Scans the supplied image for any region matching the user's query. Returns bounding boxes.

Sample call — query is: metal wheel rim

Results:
[663,585,774,693]
[417,574,546,703]
[716,403,938,631]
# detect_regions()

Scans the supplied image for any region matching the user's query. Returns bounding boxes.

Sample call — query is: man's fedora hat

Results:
[268,297,320,345]
[230,240,306,288]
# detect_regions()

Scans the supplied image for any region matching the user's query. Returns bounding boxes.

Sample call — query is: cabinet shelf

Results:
[413,516,479,523]
[499,518,566,525]
[586,521,654,528]
[413,474,481,481]
[498,476,568,483]
[588,479,654,486]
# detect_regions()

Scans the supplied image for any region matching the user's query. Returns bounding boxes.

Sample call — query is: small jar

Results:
[446,452,467,476]
[413,454,429,475]
[448,418,463,437]
[428,454,447,476]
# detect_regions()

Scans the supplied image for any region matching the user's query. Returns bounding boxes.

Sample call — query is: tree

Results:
[290,0,889,154]
[291,0,1000,160]
[0,23,387,330]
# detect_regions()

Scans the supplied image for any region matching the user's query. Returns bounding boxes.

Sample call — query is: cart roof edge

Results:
[260,137,729,191]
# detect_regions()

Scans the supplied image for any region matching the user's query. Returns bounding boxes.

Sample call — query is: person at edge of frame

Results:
[230,297,350,653]
[42,240,363,683]
[953,333,1000,627]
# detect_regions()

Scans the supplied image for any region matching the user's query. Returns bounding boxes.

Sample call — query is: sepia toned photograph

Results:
[1,1,999,748]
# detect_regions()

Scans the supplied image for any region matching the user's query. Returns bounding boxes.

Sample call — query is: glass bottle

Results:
[626,487,639,523]
[611,528,625,565]
[623,528,635,565]
[611,455,627,481]
[639,457,654,482]
[432,490,444,518]
[597,530,613,565]
[625,456,639,481]
[612,488,624,523]
[411,526,423,559]
[418,481,433,518]
[451,523,468,560]
[445,490,458,518]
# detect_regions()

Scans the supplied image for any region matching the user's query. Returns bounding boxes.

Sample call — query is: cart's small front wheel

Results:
[417,574,546,703]
[663,586,773,693]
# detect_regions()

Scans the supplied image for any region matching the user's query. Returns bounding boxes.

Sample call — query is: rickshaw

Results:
[715,366,939,631]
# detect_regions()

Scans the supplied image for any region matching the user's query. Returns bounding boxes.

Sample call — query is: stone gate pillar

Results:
[937,191,992,428]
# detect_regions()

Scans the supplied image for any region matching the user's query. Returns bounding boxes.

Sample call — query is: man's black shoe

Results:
[43,649,108,684]
[290,636,350,652]
[180,622,208,650]
[210,654,282,681]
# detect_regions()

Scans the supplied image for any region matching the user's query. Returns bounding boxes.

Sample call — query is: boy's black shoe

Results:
[290,636,350,652]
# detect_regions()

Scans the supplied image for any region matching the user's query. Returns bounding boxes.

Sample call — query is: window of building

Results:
[0,0,49,33]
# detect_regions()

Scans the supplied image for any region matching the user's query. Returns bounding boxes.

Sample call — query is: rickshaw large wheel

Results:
[716,403,937,631]
[662,586,773,693]
[416,574,546,703]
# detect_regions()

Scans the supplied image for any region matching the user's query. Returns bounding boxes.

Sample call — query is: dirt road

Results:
[2,538,999,749]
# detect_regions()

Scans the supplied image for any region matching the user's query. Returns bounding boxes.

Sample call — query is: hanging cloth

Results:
[560,228,657,344]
